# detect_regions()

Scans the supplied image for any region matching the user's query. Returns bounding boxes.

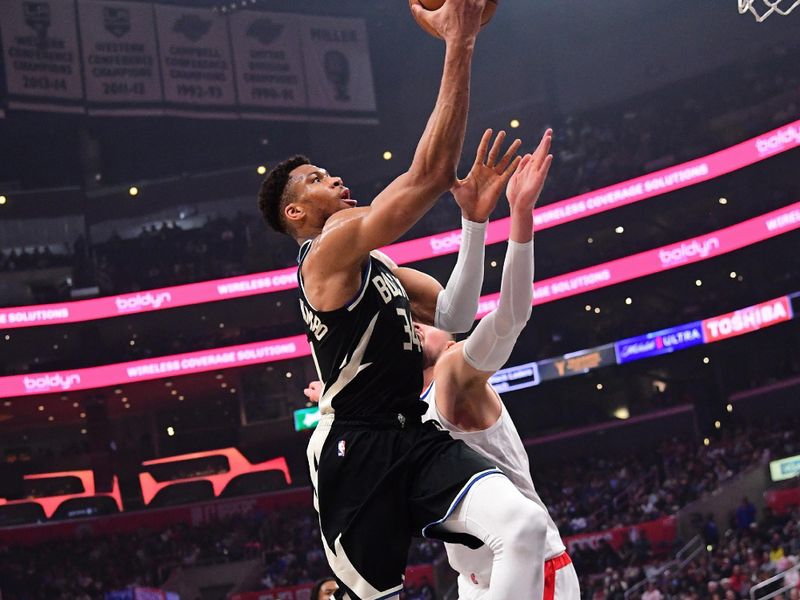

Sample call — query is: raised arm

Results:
[391,129,521,331]
[306,0,487,272]
[433,130,553,430]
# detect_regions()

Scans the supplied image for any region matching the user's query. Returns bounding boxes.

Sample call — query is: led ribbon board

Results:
[2,120,798,329]
[1,201,798,399]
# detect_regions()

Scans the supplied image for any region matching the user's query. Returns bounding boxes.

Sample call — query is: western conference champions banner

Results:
[0,0,378,123]
[78,0,163,113]
[0,0,84,112]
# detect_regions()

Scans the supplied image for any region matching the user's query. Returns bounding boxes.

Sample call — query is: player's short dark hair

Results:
[258,155,311,234]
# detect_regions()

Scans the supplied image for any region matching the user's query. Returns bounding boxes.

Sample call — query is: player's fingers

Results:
[486,130,507,166]
[532,132,552,171]
[496,138,522,173]
[500,155,523,184]
[540,154,554,180]
[517,153,533,171]
[474,128,493,168]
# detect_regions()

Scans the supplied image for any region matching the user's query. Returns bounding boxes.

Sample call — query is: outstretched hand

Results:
[410,0,487,43]
[506,129,553,215]
[452,128,522,223]
[304,380,322,404]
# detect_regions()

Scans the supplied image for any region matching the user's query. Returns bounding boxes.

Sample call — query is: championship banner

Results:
[299,15,377,115]
[153,3,237,114]
[228,10,307,111]
[77,0,163,113]
[0,0,85,112]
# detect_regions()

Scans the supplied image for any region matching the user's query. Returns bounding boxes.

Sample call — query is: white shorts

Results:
[456,551,580,600]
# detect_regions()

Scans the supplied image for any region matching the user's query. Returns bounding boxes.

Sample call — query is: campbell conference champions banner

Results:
[0,0,377,123]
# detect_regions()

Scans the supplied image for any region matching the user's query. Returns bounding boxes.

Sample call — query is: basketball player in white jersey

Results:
[305,139,579,599]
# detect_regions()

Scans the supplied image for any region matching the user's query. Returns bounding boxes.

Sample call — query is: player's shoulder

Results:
[370,249,398,270]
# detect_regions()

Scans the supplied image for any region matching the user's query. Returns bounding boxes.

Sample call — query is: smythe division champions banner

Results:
[0,1,378,123]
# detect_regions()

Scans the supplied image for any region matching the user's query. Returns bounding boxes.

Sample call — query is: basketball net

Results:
[739,0,800,21]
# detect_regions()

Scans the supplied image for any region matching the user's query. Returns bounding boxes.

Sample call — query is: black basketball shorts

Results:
[307,413,503,600]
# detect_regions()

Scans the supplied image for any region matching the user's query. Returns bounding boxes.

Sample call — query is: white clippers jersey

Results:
[421,382,566,590]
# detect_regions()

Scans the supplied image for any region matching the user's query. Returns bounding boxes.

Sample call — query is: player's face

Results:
[318,580,338,600]
[285,164,357,231]
[415,323,455,368]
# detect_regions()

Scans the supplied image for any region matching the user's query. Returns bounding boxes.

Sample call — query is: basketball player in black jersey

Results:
[257,2,552,598]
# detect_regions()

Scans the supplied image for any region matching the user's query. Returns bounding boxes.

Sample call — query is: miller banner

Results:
[0,0,378,123]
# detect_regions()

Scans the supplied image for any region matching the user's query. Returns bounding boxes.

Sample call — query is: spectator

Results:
[309,577,338,600]
[736,497,757,531]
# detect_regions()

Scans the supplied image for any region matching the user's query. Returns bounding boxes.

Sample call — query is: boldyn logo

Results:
[658,237,720,267]
[23,373,81,392]
[115,292,172,313]
[429,231,462,254]
[755,124,800,156]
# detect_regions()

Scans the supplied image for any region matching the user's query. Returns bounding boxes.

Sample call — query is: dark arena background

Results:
[1,0,799,599]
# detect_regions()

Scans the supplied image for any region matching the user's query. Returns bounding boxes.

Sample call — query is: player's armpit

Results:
[432,341,502,431]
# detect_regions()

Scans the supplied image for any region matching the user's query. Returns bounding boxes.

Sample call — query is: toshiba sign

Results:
[702,297,793,342]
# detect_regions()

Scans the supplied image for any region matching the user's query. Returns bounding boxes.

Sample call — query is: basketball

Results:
[409,0,499,38]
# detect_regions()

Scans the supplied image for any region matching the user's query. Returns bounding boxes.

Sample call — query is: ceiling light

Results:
[286,372,293,378]
[726,403,733,413]
[695,279,703,287]
[80,412,86,418]
[38,405,44,411]
[510,119,520,129]
[128,186,139,197]
[490,260,497,268]
[729,271,737,279]
[587,237,593,244]
[718,197,727,205]
[615,226,624,234]
[714,420,721,429]
[703,357,710,364]
[383,151,393,160]
[167,426,175,437]
[625,297,632,305]
[594,307,601,314]
[703,438,710,446]
[585,304,592,311]
[596,383,603,390]
[257,165,267,175]
[613,407,630,420]
[0,196,6,205]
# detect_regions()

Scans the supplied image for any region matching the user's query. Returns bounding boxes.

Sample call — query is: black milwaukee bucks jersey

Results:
[297,242,424,419]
